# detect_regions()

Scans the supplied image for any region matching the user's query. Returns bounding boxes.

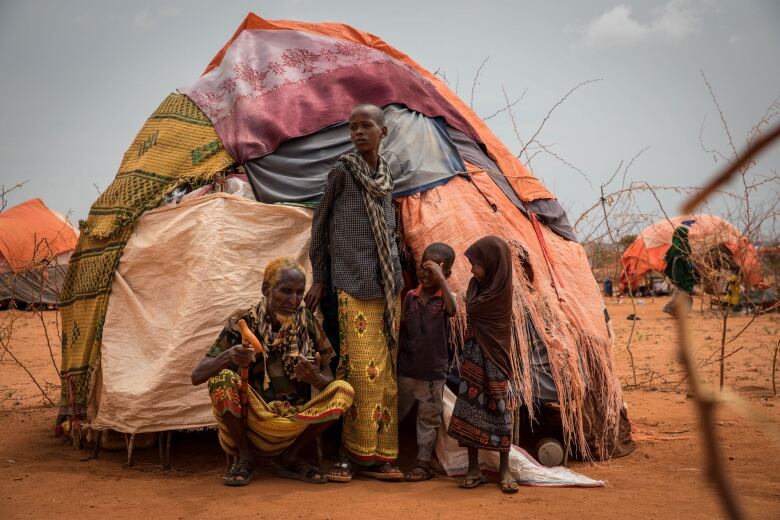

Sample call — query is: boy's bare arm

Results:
[438,277,457,316]
[423,259,457,315]
[306,164,345,310]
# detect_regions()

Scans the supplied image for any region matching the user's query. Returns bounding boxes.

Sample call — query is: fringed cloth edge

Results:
[78,93,235,240]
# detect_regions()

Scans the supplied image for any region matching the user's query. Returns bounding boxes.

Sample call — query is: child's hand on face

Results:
[422,260,446,285]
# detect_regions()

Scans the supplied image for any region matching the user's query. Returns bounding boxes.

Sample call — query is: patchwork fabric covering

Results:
[620,214,764,292]
[189,13,554,203]
[81,94,234,239]
[59,12,630,463]
[244,105,576,241]
[182,28,478,164]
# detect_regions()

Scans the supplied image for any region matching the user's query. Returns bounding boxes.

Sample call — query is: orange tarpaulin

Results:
[399,165,607,342]
[620,214,764,291]
[202,13,555,203]
[398,163,627,460]
[0,199,77,272]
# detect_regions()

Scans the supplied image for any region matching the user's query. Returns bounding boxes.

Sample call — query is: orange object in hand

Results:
[237,319,264,354]
[235,319,264,425]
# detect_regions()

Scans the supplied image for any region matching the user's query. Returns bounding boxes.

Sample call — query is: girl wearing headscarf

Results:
[447,235,519,493]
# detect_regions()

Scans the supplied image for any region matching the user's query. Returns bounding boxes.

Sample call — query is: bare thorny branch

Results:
[667,72,780,520]
[518,78,602,160]
[596,151,651,386]
[0,182,64,407]
[0,309,56,407]
[496,80,598,186]
[482,86,527,121]
[1,181,30,213]
[701,70,738,159]
[469,56,490,110]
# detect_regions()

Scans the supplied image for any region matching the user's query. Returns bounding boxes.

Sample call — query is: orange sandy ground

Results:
[1,297,778,519]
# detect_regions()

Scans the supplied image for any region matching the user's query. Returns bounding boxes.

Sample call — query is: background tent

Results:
[0,198,78,306]
[620,214,763,293]
[60,12,631,462]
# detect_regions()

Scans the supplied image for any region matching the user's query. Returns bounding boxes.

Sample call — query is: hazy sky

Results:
[1,0,778,237]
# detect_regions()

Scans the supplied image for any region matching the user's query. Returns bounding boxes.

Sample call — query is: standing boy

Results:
[306,103,404,481]
[397,243,457,481]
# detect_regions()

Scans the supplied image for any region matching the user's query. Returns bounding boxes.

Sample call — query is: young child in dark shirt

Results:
[397,242,457,481]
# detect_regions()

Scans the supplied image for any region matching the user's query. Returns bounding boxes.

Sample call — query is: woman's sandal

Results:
[499,479,520,494]
[327,461,355,483]
[274,459,327,484]
[404,465,434,482]
[360,462,405,481]
[459,473,488,489]
[223,460,256,487]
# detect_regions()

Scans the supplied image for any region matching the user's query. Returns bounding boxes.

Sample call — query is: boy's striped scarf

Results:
[341,151,396,350]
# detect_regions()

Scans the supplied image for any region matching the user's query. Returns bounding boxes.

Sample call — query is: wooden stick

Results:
[236,319,264,426]
[673,297,744,520]
[239,367,250,424]
[126,433,136,468]
[772,342,778,397]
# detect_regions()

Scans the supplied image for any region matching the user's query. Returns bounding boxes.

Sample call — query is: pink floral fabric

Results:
[182,29,477,163]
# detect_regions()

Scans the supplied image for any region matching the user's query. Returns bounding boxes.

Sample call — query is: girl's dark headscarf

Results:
[464,235,514,379]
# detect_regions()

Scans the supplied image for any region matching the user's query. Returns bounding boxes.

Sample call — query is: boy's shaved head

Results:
[350,103,385,126]
[423,242,456,270]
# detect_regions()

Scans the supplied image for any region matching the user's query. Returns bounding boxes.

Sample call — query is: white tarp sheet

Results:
[92,193,313,433]
[435,387,605,487]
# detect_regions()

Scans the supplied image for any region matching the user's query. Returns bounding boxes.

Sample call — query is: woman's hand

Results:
[294,352,322,386]
[227,344,256,367]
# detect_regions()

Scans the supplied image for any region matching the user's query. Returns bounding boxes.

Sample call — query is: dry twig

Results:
[682,122,780,214]
[469,56,489,110]
[482,85,526,121]
[772,342,778,397]
[518,78,602,159]
[672,297,744,519]
[0,181,29,212]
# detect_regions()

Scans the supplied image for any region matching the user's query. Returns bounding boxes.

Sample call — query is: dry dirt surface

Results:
[1,298,778,519]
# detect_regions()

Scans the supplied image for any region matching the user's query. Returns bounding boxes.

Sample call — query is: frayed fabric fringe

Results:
[447,240,626,461]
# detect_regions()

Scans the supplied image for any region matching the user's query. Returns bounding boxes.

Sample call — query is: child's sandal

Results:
[499,479,520,494]
[404,465,434,482]
[459,473,488,489]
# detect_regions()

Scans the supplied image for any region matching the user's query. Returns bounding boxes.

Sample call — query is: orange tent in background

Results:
[0,198,78,306]
[620,214,763,292]
[0,198,77,272]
